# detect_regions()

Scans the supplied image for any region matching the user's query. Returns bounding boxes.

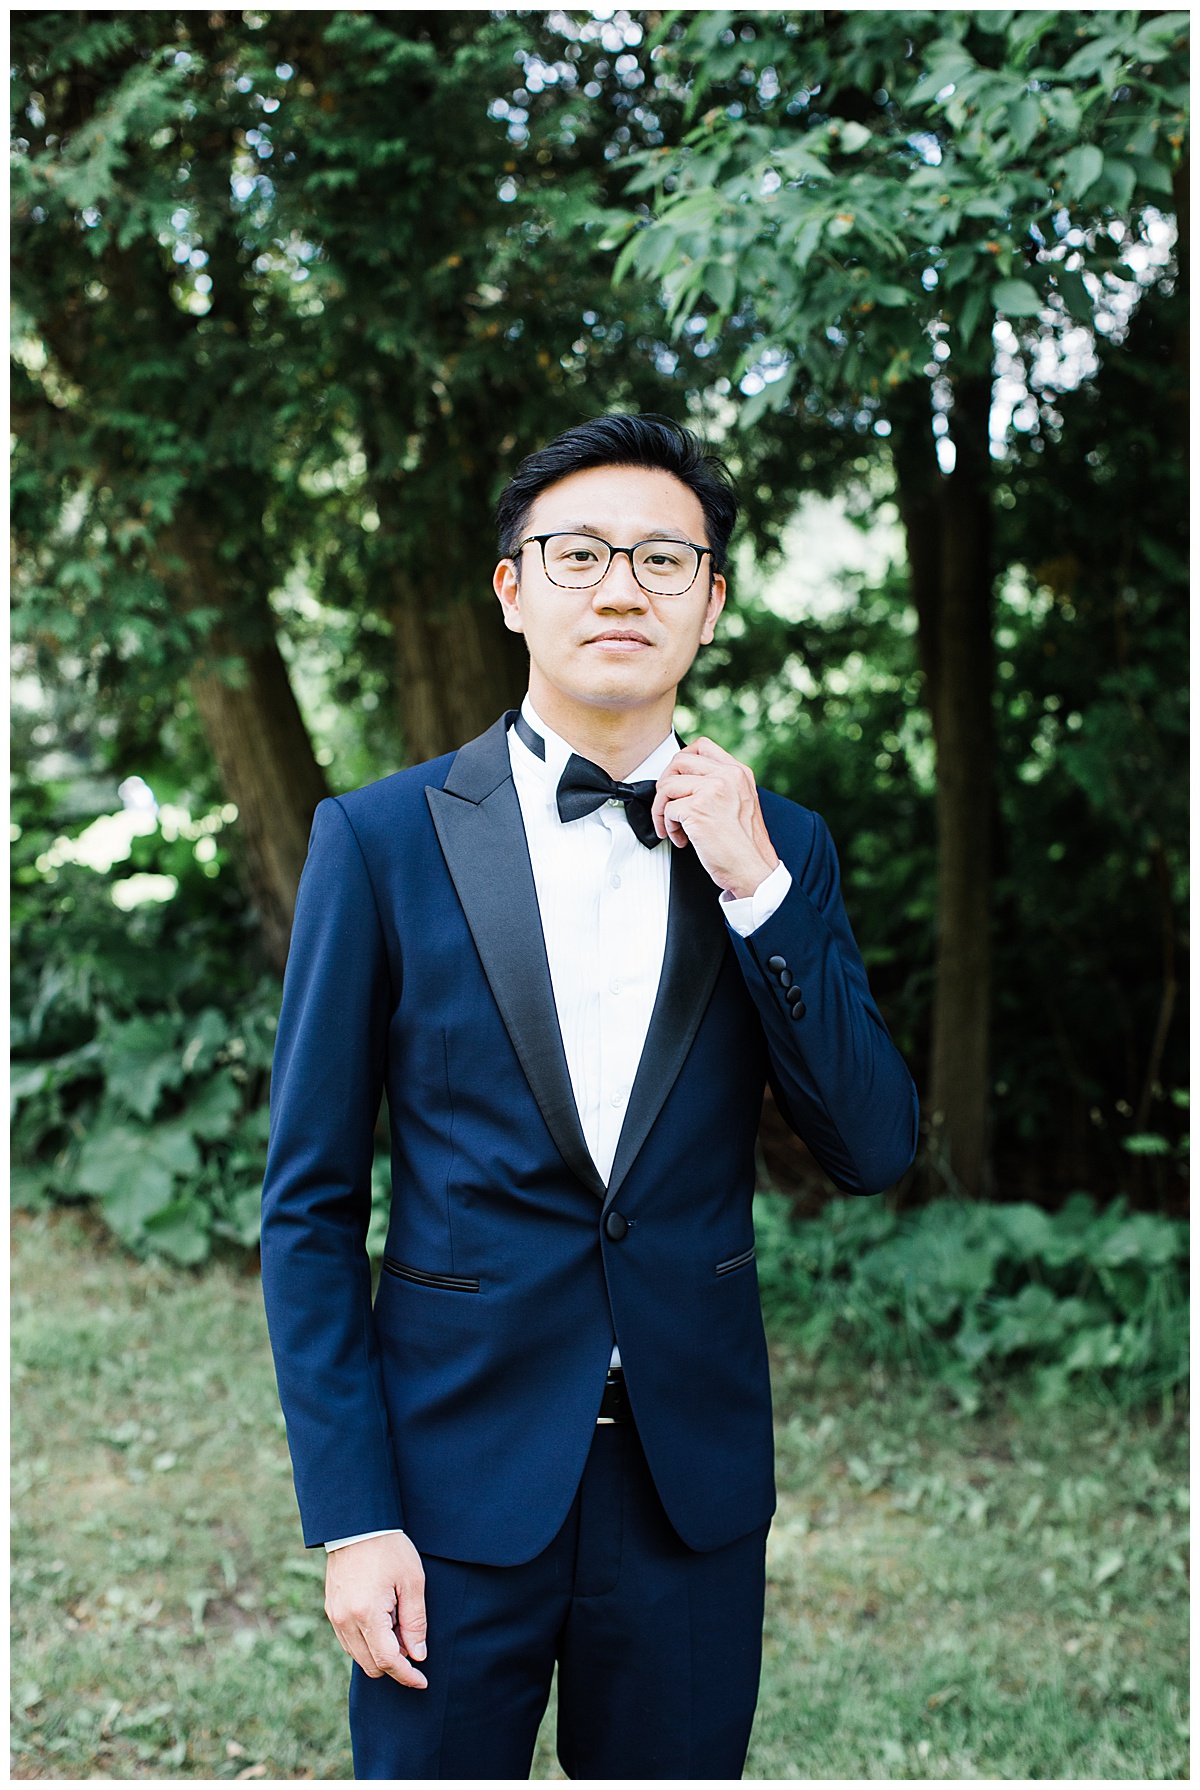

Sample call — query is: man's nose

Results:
[591,550,646,609]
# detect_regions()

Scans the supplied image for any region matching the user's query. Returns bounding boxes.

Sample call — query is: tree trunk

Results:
[894,378,994,1197]
[391,573,527,763]
[157,520,330,972]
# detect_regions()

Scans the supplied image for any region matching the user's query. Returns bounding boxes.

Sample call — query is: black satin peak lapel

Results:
[426,715,607,1202]
[604,843,729,1209]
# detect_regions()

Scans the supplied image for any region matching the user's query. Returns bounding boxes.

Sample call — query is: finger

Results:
[652,776,698,825]
[684,735,736,762]
[396,1577,428,1664]
[665,747,724,777]
[662,799,697,843]
[659,780,694,834]
[332,1619,385,1679]
[362,1611,428,1690]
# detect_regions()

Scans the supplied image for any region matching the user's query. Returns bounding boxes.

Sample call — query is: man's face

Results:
[493,464,727,715]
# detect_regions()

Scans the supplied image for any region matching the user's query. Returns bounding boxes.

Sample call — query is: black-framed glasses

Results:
[517,532,712,598]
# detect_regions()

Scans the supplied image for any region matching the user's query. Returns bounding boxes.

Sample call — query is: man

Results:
[260,413,918,1779]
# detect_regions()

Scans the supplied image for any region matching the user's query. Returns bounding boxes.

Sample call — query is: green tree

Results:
[608,8,1188,1193]
[11,11,707,958]
[12,12,334,968]
[14,13,751,941]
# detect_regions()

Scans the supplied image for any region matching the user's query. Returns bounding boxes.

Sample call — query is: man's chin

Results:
[570,676,669,713]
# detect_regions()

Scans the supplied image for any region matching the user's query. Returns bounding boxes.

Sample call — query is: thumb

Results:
[397,1574,428,1663]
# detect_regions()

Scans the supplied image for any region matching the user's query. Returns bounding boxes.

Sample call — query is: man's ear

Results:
[493,559,525,635]
[698,571,727,646]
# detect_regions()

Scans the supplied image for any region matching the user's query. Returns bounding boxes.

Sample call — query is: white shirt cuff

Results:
[719,861,792,937]
[324,1528,404,1552]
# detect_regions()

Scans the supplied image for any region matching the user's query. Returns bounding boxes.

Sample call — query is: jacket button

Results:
[604,1211,629,1241]
[787,983,805,1007]
[766,955,786,973]
[791,1002,807,1021]
[778,968,793,990]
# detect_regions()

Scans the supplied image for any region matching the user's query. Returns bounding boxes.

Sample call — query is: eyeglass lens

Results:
[541,533,701,596]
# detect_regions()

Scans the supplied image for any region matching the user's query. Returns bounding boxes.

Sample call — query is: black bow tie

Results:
[513,711,663,850]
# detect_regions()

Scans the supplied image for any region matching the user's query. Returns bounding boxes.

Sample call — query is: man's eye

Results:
[645,552,682,568]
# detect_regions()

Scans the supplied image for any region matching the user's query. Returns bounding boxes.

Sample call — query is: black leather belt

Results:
[596,1367,632,1425]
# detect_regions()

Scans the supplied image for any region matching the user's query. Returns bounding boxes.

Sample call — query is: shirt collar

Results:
[512,694,679,812]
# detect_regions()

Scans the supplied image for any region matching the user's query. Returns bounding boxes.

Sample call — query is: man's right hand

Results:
[324,1531,428,1689]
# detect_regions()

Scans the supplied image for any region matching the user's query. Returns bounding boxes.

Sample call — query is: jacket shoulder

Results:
[329,751,456,821]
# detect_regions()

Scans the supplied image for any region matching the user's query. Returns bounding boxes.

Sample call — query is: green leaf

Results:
[790,214,826,271]
[1132,13,1190,58]
[10,1062,50,1115]
[702,260,736,314]
[75,1120,200,1245]
[1061,37,1126,81]
[185,1070,241,1141]
[612,229,643,288]
[873,284,911,308]
[738,385,777,430]
[213,1185,263,1250]
[1121,1132,1172,1157]
[1099,156,1137,212]
[1093,1549,1126,1585]
[1060,144,1105,201]
[1128,154,1175,198]
[1054,267,1094,324]
[76,1124,159,1199]
[143,1197,211,1266]
[941,247,976,290]
[834,121,873,155]
[101,1015,183,1119]
[991,278,1043,317]
[1005,95,1041,154]
[180,1007,228,1076]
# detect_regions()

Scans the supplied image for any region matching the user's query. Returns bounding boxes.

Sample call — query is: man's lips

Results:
[585,630,653,649]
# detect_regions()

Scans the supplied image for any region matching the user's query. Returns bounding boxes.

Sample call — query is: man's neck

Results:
[525,679,676,782]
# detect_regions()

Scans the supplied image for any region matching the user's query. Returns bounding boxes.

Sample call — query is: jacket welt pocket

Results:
[715,1245,757,1277]
[382,1257,480,1293]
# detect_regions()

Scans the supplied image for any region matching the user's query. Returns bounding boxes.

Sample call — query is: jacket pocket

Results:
[715,1245,757,1278]
[382,1257,480,1293]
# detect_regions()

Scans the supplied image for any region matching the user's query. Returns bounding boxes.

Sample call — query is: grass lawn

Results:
[11,1207,1190,1779]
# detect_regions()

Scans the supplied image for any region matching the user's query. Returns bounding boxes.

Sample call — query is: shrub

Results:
[754,1191,1188,1409]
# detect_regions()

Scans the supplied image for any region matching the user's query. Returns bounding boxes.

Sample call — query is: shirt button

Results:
[610,979,621,994]
[610,873,621,889]
[610,1091,624,1107]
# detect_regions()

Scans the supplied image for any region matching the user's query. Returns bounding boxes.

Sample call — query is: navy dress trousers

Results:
[260,710,919,1777]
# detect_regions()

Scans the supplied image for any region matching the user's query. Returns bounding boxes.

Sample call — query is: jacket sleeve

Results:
[728,798,919,1194]
[260,796,404,1547]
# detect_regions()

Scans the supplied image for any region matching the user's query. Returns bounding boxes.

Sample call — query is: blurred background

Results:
[11,10,1190,1781]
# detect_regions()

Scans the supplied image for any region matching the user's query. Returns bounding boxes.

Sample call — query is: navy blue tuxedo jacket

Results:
[260,712,918,1566]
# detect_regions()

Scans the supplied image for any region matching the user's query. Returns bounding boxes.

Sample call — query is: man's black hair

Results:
[496,413,739,572]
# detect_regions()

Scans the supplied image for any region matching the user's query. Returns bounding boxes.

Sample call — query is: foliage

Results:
[755,1188,1188,1412]
[9,10,728,763]
[609,10,1188,416]
[11,763,276,1265]
[11,1209,1190,1779]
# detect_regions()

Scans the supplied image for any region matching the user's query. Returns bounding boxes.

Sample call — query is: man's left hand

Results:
[652,738,780,899]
